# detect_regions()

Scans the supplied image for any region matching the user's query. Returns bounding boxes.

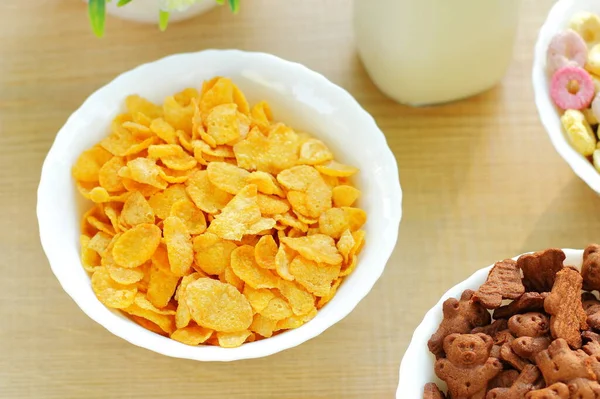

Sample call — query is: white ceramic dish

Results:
[533,0,600,194]
[396,248,583,398]
[37,50,402,362]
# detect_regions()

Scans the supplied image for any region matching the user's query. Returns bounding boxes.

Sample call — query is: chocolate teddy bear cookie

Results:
[423,383,446,399]
[509,313,552,360]
[582,244,600,292]
[534,339,595,385]
[428,290,491,358]
[486,364,543,399]
[474,259,525,309]
[435,333,502,399]
[518,248,565,293]
[545,268,588,349]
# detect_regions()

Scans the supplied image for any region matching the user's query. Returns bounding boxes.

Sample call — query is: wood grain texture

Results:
[2,0,599,397]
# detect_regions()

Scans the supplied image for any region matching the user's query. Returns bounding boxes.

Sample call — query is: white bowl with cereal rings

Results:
[397,248,587,398]
[37,50,401,362]
[533,0,600,194]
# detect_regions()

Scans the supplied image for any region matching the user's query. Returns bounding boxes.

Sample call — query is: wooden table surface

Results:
[2,0,599,398]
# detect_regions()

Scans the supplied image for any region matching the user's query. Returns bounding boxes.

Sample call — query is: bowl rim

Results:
[396,248,583,397]
[37,49,403,362]
[532,0,600,194]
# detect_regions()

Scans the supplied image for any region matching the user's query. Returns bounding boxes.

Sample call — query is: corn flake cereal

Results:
[231,245,278,289]
[74,78,366,347]
[170,200,206,235]
[171,325,212,346]
[163,216,194,276]
[254,235,277,269]
[112,224,162,268]
[185,278,253,332]
[192,232,237,276]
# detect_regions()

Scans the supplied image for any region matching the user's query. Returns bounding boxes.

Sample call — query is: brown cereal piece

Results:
[584,331,600,344]
[472,319,508,337]
[545,268,588,348]
[567,378,600,397]
[583,340,600,380]
[583,293,600,330]
[423,382,446,399]
[486,364,544,399]
[494,330,516,346]
[428,290,492,358]
[500,342,530,371]
[494,292,549,320]
[488,369,520,390]
[525,383,569,399]
[582,244,600,291]
[584,340,600,358]
[512,336,552,361]
[474,259,525,309]
[508,313,550,338]
[517,248,565,293]
[434,333,502,399]
[534,338,596,385]
[491,329,515,359]
[507,313,552,360]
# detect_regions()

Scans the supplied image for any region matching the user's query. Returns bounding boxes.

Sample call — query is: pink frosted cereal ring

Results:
[547,29,588,74]
[550,66,595,110]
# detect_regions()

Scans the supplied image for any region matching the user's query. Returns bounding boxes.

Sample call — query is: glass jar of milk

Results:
[354,0,519,106]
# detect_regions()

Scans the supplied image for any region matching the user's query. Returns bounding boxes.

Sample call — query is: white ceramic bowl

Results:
[37,50,402,362]
[533,0,600,194]
[397,248,583,398]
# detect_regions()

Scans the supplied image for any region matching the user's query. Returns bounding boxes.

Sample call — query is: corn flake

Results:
[120,191,155,227]
[243,285,276,313]
[315,160,359,177]
[318,208,349,239]
[185,170,232,215]
[91,267,137,309]
[281,234,342,265]
[332,185,360,207]
[249,314,277,338]
[289,256,340,297]
[246,171,285,197]
[185,278,253,332]
[217,330,252,348]
[277,279,316,316]
[298,139,334,165]
[275,243,296,281]
[98,156,126,192]
[112,223,162,268]
[171,325,212,346]
[192,232,237,275]
[231,245,279,289]
[148,144,197,171]
[147,262,180,309]
[148,184,189,220]
[206,161,250,194]
[72,146,113,183]
[254,235,277,269]
[233,125,300,174]
[163,216,194,276]
[259,296,293,321]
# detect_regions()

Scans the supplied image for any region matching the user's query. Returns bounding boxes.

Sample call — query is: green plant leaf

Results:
[228,0,240,13]
[159,10,170,31]
[117,0,133,6]
[214,0,224,4]
[88,0,106,38]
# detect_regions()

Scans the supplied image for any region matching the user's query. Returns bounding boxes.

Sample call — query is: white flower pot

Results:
[354,0,519,106]
[105,0,218,24]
